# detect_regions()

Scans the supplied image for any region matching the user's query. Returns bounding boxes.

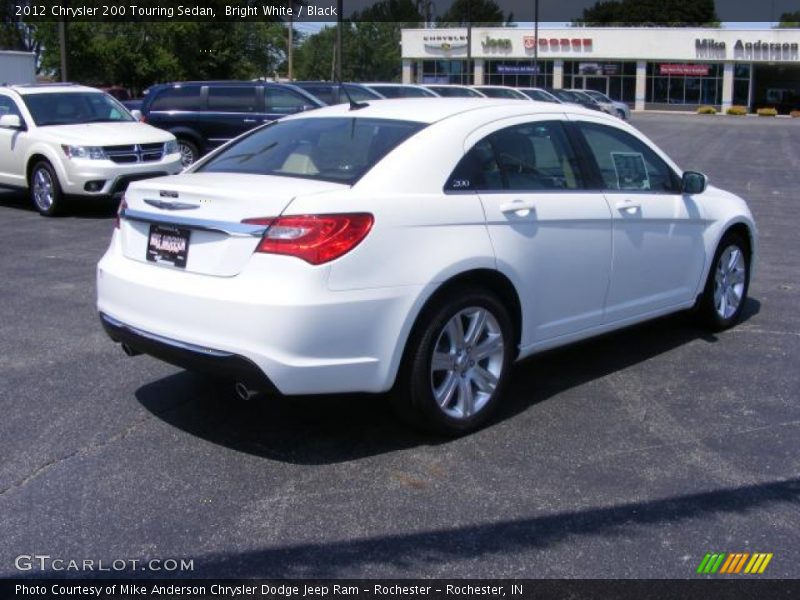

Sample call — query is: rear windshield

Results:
[371,86,434,98]
[196,117,426,185]
[23,92,134,126]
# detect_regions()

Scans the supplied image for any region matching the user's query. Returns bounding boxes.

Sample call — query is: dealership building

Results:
[401,27,800,112]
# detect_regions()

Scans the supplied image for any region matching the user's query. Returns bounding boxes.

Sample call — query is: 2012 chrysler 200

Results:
[97,99,757,435]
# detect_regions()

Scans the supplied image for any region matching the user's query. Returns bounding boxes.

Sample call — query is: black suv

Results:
[139,81,323,166]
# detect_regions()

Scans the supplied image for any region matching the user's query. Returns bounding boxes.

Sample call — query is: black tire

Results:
[696,231,751,331]
[177,139,199,168]
[616,108,627,120]
[393,287,515,436]
[29,161,64,217]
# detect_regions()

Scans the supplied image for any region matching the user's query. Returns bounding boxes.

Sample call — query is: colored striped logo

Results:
[696,552,773,574]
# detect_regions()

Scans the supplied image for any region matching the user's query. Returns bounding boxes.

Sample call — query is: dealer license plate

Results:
[146,224,190,268]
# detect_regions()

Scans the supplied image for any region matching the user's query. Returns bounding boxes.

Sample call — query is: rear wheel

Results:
[696,231,751,331]
[177,139,199,167]
[30,161,63,216]
[395,288,515,435]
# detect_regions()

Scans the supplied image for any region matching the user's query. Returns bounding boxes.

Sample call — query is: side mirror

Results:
[682,171,708,195]
[0,114,22,129]
[130,109,142,121]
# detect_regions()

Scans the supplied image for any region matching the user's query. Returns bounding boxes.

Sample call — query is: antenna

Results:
[339,84,368,111]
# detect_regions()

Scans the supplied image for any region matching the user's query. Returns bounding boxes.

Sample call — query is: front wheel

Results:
[30,161,64,216]
[177,139,199,168]
[696,231,751,331]
[395,288,515,436]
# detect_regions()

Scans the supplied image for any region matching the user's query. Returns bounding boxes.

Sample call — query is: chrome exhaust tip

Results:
[234,381,258,401]
[121,343,141,357]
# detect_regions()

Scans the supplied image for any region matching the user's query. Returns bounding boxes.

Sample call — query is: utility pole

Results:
[534,0,539,86]
[287,14,293,81]
[466,0,471,85]
[58,21,68,81]
[335,0,343,81]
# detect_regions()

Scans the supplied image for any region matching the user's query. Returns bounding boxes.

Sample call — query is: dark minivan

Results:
[139,81,323,166]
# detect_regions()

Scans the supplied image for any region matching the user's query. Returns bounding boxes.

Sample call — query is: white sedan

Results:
[97,99,756,435]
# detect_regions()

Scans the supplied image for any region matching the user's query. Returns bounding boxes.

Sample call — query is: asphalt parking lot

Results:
[0,113,798,579]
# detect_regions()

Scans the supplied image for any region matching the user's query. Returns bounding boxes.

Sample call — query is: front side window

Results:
[197,117,425,185]
[22,92,133,126]
[265,88,315,114]
[576,122,680,192]
[0,95,22,119]
[446,121,584,192]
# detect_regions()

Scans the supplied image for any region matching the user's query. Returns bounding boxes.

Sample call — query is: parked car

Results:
[423,84,486,98]
[139,81,323,166]
[545,88,605,112]
[0,83,181,216]
[518,88,562,103]
[362,83,438,98]
[291,81,385,105]
[580,89,631,120]
[98,98,756,435]
[567,88,616,116]
[470,85,530,100]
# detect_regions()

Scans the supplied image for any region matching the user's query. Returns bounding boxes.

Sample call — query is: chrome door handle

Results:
[500,199,536,217]
[615,199,641,214]
[243,118,257,123]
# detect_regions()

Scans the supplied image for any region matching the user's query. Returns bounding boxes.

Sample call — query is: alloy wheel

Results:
[32,168,54,212]
[430,307,505,420]
[714,245,746,319]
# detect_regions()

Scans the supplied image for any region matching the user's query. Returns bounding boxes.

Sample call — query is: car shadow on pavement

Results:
[135,299,760,466]
[0,189,119,219]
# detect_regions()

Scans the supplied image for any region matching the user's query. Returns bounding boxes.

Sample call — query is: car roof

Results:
[279,97,596,125]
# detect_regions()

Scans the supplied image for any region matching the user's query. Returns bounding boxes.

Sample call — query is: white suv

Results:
[0,83,182,216]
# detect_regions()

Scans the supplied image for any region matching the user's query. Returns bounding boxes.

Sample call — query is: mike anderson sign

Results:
[696,38,799,61]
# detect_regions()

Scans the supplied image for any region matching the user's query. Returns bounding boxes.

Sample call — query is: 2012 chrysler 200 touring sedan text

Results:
[97,99,757,435]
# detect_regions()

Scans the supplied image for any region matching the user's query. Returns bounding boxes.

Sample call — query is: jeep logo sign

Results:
[482,36,512,51]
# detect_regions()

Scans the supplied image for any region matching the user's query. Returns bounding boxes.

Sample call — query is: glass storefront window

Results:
[562,61,637,104]
[646,62,723,106]
[485,60,553,88]
[421,60,473,85]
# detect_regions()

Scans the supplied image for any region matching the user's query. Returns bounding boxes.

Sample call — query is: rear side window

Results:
[196,117,425,185]
[576,122,680,192]
[150,86,202,111]
[265,88,315,115]
[208,86,258,112]
[446,121,584,192]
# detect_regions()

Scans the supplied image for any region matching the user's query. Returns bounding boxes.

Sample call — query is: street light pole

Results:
[58,21,68,81]
[336,0,343,82]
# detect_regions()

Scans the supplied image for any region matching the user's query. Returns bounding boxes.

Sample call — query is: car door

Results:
[203,85,262,148]
[451,117,613,347]
[0,94,28,188]
[570,118,706,322]
[263,86,317,122]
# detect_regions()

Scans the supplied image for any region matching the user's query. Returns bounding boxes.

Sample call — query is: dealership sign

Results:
[423,34,468,52]
[660,64,710,76]
[696,38,799,60]
[497,65,540,74]
[523,37,593,51]
[482,36,512,51]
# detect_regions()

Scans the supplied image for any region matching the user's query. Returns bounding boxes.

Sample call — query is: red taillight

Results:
[242,213,373,265]
[115,196,127,229]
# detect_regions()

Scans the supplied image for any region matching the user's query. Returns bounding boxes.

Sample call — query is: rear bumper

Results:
[97,235,427,395]
[100,312,279,393]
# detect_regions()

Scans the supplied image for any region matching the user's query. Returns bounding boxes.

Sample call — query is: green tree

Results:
[0,1,42,68]
[294,0,423,82]
[777,11,800,27]
[438,0,511,26]
[34,22,288,93]
[575,0,718,26]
